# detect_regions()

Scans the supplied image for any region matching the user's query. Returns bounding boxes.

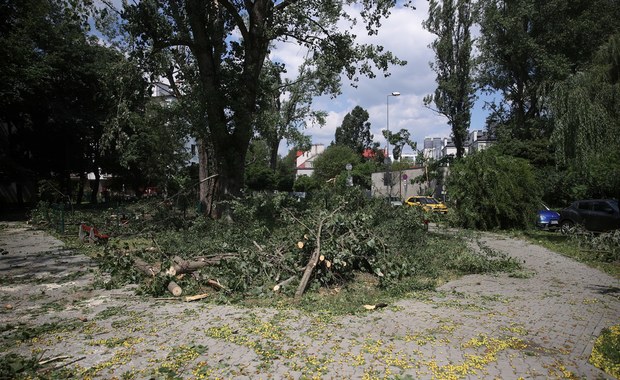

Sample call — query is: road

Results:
[1,222,618,379]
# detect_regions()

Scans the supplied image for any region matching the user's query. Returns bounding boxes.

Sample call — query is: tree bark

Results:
[167,254,236,276]
[273,276,295,292]
[197,139,214,215]
[134,258,160,277]
[76,173,85,205]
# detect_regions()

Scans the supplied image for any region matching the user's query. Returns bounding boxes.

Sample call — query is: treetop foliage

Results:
[334,105,375,154]
[423,0,476,158]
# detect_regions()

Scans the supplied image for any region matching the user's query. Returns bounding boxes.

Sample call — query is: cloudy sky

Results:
[270,1,491,157]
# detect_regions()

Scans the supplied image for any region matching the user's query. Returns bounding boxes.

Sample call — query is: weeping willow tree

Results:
[550,34,620,199]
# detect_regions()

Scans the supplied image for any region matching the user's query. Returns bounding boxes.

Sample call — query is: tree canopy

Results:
[477,0,620,142]
[121,0,408,218]
[334,106,375,154]
[549,33,620,199]
[0,0,148,203]
[312,145,361,186]
[423,0,476,159]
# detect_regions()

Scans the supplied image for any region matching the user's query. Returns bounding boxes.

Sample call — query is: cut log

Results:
[297,241,304,249]
[273,276,296,292]
[319,254,325,261]
[134,258,160,277]
[167,254,236,276]
[167,281,182,296]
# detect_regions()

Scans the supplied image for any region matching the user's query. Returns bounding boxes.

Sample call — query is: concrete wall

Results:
[371,168,434,200]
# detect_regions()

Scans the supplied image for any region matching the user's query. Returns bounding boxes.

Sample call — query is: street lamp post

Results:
[386,91,400,200]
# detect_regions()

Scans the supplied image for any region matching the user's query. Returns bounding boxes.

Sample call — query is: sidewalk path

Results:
[1,222,618,379]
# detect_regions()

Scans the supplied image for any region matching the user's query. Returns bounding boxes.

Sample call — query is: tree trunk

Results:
[202,135,250,219]
[76,173,85,205]
[269,137,280,171]
[16,182,24,207]
[134,258,160,277]
[89,171,100,204]
[197,139,214,215]
[187,0,269,219]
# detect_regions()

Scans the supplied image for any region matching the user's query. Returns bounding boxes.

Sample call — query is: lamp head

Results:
[391,92,401,96]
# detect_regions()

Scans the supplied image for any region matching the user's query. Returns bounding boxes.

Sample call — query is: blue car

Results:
[537,203,560,231]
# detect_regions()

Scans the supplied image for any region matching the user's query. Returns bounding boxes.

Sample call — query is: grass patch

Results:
[590,325,620,378]
[516,230,620,279]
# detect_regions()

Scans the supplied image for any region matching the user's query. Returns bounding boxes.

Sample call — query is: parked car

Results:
[405,196,448,214]
[559,199,620,233]
[385,196,403,206]
[536,203,560,231]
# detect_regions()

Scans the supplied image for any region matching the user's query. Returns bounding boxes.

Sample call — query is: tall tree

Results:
[334,106,375,154]
[477,0,620,143]
[423,0,476,159]
[312,145,361,186]
[256,59,329,170]
[0,0,143,204]
[550,33,620,199]
[121,1,407,218]
[383,129,416,161]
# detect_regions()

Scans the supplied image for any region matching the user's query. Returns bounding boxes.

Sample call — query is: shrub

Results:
[448,148,541,230]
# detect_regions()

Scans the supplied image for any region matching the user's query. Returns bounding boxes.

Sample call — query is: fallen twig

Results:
[54,356,85,370]
[38,355,71,366]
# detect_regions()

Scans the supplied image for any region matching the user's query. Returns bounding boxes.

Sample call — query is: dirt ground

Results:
[1,221,619,379]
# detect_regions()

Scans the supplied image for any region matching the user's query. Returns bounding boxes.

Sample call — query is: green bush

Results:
[448,148,541,230]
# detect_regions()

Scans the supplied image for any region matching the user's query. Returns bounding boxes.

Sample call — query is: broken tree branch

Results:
[167,254,236,276]
[273,276,296,292]
[295,207,342,300]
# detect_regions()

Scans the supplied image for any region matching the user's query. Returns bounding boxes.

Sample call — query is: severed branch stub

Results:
[294,207,342,300]
[273,276,296,292]
[206,279,226,291]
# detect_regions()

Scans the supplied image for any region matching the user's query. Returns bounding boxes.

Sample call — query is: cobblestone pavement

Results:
[1,223,618,379]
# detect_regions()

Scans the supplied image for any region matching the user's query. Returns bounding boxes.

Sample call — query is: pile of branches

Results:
[92,189,431,299]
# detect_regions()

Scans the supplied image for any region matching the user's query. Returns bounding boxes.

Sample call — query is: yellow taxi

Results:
[405,196,448,214]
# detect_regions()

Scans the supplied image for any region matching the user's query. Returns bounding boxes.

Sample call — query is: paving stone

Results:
[1,223,618,379]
